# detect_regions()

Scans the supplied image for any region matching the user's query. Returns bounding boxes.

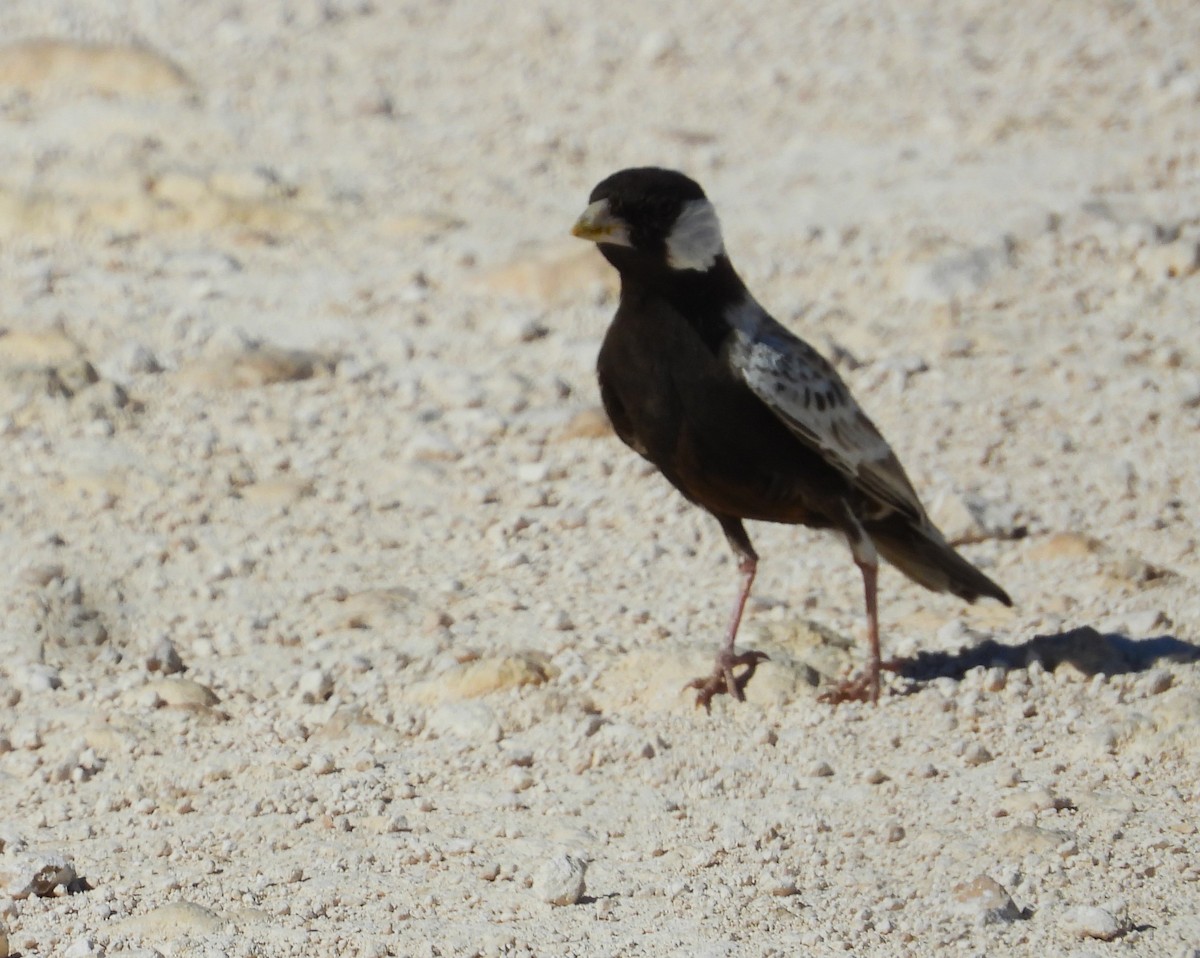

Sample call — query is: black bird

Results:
[571,167,1012,707]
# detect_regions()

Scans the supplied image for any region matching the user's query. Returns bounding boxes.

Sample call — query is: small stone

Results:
[810,761,834,777]
[16,664,61,693]
[415,653,555,701]
[0,850,77,899]
[145,637,184,675]
[63,936,102,958]
[1061,904,1122,940]
[427,702,503,743]
[1136,238,1200,280]
[864,767,889,785]
[144,678,219,709]
[507,768,535,793]
[884,823,906,843]
[533,853,587,906]
[116,901,224,937]
[963,743,994,766]
[982,667,1007,692]
[767,876,798,897]
[951,874,1021,924]
[498,316,549,345]
[1143,669,1173,695]
[997,824,1072,857]
[309,753,336,776]
[298,669,334,704]
[18,564,64,587]
[107,342,162,379]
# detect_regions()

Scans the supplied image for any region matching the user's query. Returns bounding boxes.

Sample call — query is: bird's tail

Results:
[868,516,1012,606]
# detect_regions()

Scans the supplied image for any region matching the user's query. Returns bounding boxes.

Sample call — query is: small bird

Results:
[571,167,1012,707]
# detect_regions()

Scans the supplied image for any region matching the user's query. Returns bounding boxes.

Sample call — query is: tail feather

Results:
[869,518,1012,606]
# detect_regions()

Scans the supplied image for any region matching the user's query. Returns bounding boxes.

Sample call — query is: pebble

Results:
[0,850,77,899]
[16,664,61,693]
[426,702,503,743]
[962,743,994,766]
[298,668,334,704]
[1142,668,1173,695]
[533,853,587,906]
[145,637,184,675]
[309,753,336,775]
[1061,904,1122,940]
[63,936,103,958]
[143,678,219,709]
[116,901,224,937]
[950,875,1021,924]
[415,654,554,701]
[767,876,799,897]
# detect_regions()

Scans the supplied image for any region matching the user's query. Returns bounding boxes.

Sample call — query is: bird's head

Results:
[572,167,726,273]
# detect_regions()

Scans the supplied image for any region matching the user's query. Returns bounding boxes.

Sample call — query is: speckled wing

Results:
[725,301,927,523]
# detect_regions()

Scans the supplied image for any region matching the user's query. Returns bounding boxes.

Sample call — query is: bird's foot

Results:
[818,669,882,705]
[685,649,770,712]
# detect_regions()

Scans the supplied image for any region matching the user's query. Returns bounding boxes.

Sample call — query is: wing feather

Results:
[725,300,927,523]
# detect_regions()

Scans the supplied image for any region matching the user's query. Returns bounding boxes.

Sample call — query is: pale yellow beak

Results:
[571,199,631,246]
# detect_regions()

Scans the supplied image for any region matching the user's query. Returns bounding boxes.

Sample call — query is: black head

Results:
[572,167,726,273]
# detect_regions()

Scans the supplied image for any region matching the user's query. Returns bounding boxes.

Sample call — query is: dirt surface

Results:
[1,3,1199,956]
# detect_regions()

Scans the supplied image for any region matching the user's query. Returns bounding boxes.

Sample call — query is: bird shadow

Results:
[888,626,1200,686]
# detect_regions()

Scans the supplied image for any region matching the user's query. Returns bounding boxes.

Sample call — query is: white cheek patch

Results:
[666,198,725,271]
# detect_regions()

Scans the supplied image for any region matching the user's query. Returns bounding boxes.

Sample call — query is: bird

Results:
[570,166,1012,708]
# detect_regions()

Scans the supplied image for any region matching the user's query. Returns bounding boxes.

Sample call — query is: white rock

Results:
[950,875,1021,924]
[298,669,334,704]
[0,850,77,899]
[309,753,336,775]
[1061,904,1122,940]
[64,936,103,958]
[533,853,587,906]
[145,636,184,675]
[427,702,502,743]
[16,664,61,694]
[963,743,994,766]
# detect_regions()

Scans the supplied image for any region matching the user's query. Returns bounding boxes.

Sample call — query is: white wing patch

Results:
[666,199,725,271]
[725,298,927,522]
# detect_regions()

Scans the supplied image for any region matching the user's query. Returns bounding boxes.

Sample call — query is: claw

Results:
[686,650,770,712]
[818,668,881,705]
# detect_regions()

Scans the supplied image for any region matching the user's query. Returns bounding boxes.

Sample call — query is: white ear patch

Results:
[666,198,724,271]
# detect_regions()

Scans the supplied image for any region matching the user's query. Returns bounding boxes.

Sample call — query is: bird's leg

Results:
[686,518,770,711]
[820,508,884,705]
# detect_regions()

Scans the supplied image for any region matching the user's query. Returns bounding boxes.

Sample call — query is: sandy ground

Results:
[1,2,1200,956]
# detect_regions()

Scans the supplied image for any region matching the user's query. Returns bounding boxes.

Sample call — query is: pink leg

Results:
[722,552,757,659]
[820,507,884,705]
[859,558,882,703]
[686,518,769,711]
